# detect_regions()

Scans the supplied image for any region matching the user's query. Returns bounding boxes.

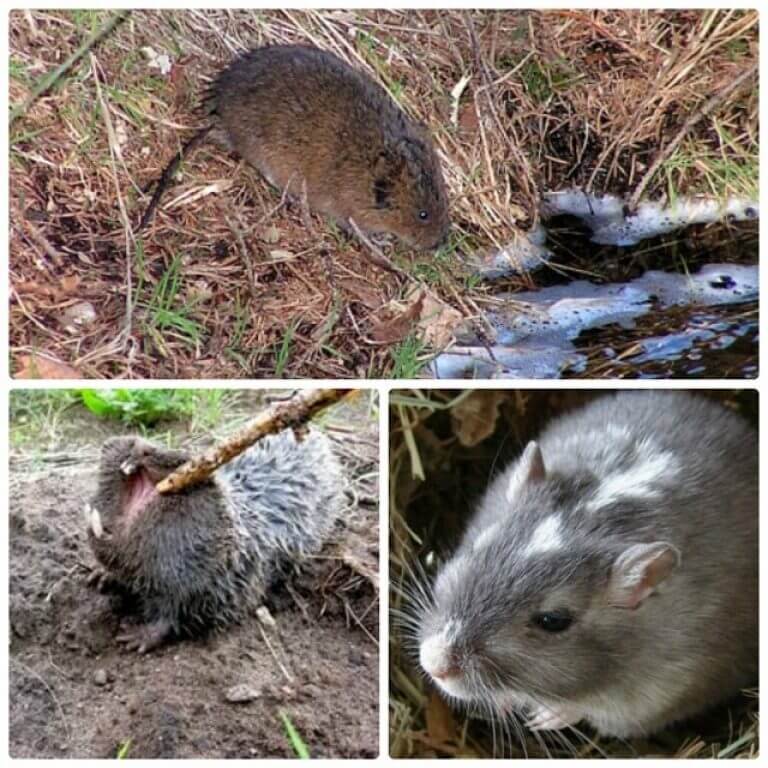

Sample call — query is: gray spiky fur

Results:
[89,429,343,637]
[419,392,757,738]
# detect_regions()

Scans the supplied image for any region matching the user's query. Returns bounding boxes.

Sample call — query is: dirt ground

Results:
[9,406,379,758]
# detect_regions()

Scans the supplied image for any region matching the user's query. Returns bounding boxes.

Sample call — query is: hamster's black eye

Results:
[418,209,429,221]
[532,610,573,633]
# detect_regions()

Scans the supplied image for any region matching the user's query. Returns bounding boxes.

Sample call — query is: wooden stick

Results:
[627,63,758,211]
[156,388,353,494]
[10,11,130,126]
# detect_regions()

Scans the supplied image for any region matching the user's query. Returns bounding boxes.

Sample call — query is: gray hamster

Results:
[415,391,757,739]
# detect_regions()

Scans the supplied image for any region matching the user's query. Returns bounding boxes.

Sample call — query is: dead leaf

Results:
[451,390,508,446]
[370,289,461,348]
[261,226,281,244]
[413,289,462,349]
[425,690,459,747]
[267,249,296,262]
[141,45,172,75]
[458,102,479,137]
[61,300,97,329]
[15,354,81,379]
[59,274,81,293]
[338,279,380,308]
[369,293,424,343]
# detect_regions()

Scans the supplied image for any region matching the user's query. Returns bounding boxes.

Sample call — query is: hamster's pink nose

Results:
[419,634,460,681]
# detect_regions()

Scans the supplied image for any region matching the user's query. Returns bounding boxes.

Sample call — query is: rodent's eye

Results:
[418,209,429,221]
[532,610,573,633]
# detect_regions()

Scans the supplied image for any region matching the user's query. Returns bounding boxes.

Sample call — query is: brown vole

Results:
[410,392,757,740]
[140,44,450,250]
[85,430,343,653]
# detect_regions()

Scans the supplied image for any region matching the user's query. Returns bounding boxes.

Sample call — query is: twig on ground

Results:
[10,10,129,126]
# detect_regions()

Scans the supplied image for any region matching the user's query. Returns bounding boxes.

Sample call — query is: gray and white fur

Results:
[415,391,757,739]
[87,429,343,652]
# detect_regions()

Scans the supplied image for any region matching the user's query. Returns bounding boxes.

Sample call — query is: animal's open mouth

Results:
[122,469,158,521]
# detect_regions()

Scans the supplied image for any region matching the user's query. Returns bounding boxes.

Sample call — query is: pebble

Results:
[256,606,277,629]
[93,668,108,686]
[225,684,261,703]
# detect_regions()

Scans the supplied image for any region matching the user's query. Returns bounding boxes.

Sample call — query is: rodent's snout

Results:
[407,224,450,253]
[420,634,460,681]
[419,623,471,700]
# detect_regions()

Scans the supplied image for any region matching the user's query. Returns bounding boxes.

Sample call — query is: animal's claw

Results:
[116,619,171,654]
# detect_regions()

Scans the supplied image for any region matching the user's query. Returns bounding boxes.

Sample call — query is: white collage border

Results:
[2,1,764,765]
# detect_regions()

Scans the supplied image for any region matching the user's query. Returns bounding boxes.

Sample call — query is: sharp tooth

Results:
[82,502,92,526]
[90,507,104,539]
[120,460,137,475]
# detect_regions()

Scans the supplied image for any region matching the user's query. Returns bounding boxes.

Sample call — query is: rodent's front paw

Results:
[525,704,580,732]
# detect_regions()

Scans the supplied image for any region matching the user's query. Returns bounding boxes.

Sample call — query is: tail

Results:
[137,125,213,232]
[219,429,345,562]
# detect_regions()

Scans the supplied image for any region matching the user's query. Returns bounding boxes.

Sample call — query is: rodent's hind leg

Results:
[116,617,172,654]
[525,703,581,732]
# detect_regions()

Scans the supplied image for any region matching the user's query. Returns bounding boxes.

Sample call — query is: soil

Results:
[10,459,378,759]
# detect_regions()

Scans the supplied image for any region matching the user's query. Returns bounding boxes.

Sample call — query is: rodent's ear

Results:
[505,441,546,502]
[607,542,681,609]
[373,176,394,210]
[372,146,406,209]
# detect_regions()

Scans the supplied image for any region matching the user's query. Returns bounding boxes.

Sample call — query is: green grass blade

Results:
[280,712,310,759]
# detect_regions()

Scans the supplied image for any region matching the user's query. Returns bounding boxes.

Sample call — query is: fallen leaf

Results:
[267,249,296,262]
[369,293,425,343]
[414,290,462,349]
[425,690,459,747]
[451,390,508,446]
[261,226,281,244]
[141,45,172,76]
[370,289,461,347]
[59,274,81,293]
[15,354,81,379]
[338,279,380,308]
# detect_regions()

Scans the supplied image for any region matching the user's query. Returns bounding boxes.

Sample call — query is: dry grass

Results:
[389,389,759,758]
[9,10,758,379]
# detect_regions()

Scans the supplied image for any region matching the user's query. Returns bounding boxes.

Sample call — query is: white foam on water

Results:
[541,190,758,246]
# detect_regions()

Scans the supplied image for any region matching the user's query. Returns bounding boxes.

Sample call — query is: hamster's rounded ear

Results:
[505,441,546,502]
[607,542,681,609]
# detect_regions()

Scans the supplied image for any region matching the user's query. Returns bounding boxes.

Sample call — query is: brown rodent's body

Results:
[86,431,344,653]
[141,45,450,249]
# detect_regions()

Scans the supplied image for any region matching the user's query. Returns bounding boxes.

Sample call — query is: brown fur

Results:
[141,45,450,249]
